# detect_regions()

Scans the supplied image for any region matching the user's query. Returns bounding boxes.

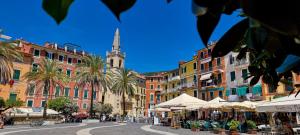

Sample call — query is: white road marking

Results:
[2,127,31,130]
[0,123,87,135]
[141,125,178,135]
[76,123,126,135]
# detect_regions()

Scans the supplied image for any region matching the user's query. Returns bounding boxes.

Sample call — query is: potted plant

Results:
[246,120,257,134]
[227,120,240,135]
[211,121,221,134]
[191,121,200,132]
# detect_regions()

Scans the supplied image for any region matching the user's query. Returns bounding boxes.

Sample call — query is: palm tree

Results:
[75,55,111,117]
[111,68,137,117]
[24,59,68,118]
[0,41,23,84]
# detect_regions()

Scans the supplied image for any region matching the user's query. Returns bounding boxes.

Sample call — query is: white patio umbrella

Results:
[156,93,207,108]
[257,93,300,112]
[202,97,226,109]
[221,101,258,111]
[154,108,171,112]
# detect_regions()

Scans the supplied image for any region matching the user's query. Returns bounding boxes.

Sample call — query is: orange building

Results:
[0,42,33,102]
[196,43,227,101]
[145,73,163,117]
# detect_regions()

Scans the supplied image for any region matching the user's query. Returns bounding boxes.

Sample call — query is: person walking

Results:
[0,113,4,129]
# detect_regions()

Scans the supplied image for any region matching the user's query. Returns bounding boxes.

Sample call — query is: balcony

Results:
[168,76,180,82]
[201,68,213,74]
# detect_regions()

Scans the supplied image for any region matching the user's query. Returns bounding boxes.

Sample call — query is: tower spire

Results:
[112,28,120,52]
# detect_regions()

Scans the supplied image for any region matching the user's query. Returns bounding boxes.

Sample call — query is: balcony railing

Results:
[201,68,213,74]
[168,76,180,82]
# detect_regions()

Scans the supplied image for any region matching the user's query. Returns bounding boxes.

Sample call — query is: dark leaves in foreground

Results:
[101,0,136,21]
[42,0,74,24]
[211,19,249,58]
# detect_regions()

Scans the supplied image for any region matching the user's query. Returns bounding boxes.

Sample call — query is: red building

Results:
[144,73,163,117]
[22,41,97,112]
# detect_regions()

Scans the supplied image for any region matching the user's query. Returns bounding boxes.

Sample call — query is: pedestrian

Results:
[0,113,4,129]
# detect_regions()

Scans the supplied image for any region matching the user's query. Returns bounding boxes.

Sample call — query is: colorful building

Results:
[179,56,198,97]
[224,52,263,101]
[160,69,180,102]
[197,43,227,101]
[145,73,163,117]
[0,41,32,103]
[130,72,146,117]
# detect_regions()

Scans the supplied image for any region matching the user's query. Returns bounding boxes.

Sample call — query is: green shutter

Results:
[230,71,235,81]
[237,86,248,96]
[65,88,70,97]
[9,93,17,101]
[74,87,79,98]
[55,86,60,97]
[93,91,96,99]
[27,100,33,107]
[252,85,262,96]
[13,70,20,80]
[242,69,248,79]
[84,90,88,99]
[225,90,230,96]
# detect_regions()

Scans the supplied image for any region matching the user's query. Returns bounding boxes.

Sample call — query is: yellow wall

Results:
[0,57,32,102]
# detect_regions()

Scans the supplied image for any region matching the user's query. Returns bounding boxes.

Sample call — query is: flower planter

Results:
[218,129,226,135]
[247,129,257,134]
[191,127,199,132]
[229,130,239,135]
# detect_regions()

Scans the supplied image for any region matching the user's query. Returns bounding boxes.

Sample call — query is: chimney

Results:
[82,51,85,56]
[74,49,76,54]
[54,43,57,50]
[65,46,67,52]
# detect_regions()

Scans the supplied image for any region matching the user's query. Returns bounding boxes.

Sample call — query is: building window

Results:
[68,57,72,64]
[93,91,97,99]
[9,93,17,101]
[83,103,87,109]
[150,94,154,102]
[157,85,160,89]
[165,96,168,101]
[110,59,113,67]
[201,64,204,71]
[41,100,46,107]
[200,52,204,59]
[209,62,212,71]
[58,68,62,73]
[32,63,38,72]
[219,91,223,97]
[77,59,81,64]
[13,69,21,81]
[55,86,60,97]
[210,92,214,99]
[193,75,197,82]
[231,88,237,95]
[217,58,221,66]
[202,93,205,100]
[184,67,187,73]
[28,84,35,96]
[194,90,198,97]
[27,100,33,107]
[46,52,53,60]
[66,69,71,77]
[156,94,160,102]
[150,78,153,82]
[74,87,79,98]
[84,90,88,99]
[59,55,64,62]
[217,73,222,84]
[43,88,48,97]
[230,71,236,81]
[246,87,250,93]
[193,63,197,69]
[150,85,154,89]
[229,55,234,64]
[34,49,40,57]
[242,69,248,80]
[119,60,122,68]
[172,83,175,88]
[208,49,211,56]
[64,88,70,97]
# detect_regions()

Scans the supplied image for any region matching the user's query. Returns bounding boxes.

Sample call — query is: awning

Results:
[200,73,211,80]
[225,89,230,96]
[252,85,262,96]
[206,79,212,83]
[237,86,248,96]
[208,87,224,91]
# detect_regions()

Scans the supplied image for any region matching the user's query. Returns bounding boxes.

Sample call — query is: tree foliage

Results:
[94,103,113,115]
[0,41,23,84]
[48,97,78,117]
[5,98,24,107]
[0,98,5,108]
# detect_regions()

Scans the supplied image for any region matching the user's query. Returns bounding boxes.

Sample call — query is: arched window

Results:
[110,59,113,67]
[119,60,122,68]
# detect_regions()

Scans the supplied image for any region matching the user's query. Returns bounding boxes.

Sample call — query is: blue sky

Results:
[0,0,242,73]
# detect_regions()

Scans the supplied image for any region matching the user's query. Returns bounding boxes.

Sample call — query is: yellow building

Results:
[161,69,180,102]
[0,43,32,103]
[179,55,198,97]
[129,73,146,117]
